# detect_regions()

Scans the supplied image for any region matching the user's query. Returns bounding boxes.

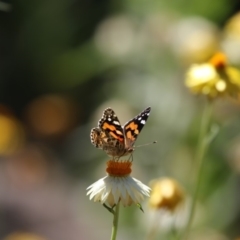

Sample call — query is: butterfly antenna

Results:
[135,141,157,148]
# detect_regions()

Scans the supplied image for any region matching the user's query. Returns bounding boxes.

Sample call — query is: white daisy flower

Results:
[86,160,151,207]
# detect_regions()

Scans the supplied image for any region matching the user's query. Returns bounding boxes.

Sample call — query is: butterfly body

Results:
[90,107,151,158]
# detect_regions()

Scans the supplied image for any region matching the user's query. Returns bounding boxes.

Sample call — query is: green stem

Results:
[110,202,120,240]
[170,227,179,240]
[182,101,213,240]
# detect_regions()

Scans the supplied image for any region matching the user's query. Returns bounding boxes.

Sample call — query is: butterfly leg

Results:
[113,155,121,161]
[126,153,133,162]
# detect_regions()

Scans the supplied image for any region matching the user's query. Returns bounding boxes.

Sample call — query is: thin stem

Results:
[103,203,116,214]
[110,202,120,240]
[182,101,213,240]
[170,227,179,240]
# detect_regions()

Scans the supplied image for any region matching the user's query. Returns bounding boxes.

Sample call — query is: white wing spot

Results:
[108,118,112,121]
[138,117,142,120]
[113,120,120,125]
[116,130,123,135]
[141,120,146,124]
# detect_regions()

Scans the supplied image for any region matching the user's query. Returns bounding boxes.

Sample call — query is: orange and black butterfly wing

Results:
[123,107,151,148]
[90,127,106,149]
[98,108,124,143]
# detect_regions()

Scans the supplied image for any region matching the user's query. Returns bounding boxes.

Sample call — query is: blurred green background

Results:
[1,0,240,239]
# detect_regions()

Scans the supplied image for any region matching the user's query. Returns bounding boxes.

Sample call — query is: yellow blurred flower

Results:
[185,52,240,99]
[4,232,47,240]
[222,12,240,64]
[146,178,189,233]
[149,178,184,211]
[0,108,25,155]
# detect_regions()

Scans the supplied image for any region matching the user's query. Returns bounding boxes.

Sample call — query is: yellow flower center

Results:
[106,160,132,176]
[149,178,184,211]
[209,52,227,69]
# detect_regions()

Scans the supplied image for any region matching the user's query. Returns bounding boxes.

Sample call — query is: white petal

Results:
[86,175,151,206]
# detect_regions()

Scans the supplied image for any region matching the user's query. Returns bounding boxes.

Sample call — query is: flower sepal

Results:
[103,203,116,214]
[136,203,144,213]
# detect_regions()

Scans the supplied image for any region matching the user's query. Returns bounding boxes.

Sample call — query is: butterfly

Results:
[90,107,151,159]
